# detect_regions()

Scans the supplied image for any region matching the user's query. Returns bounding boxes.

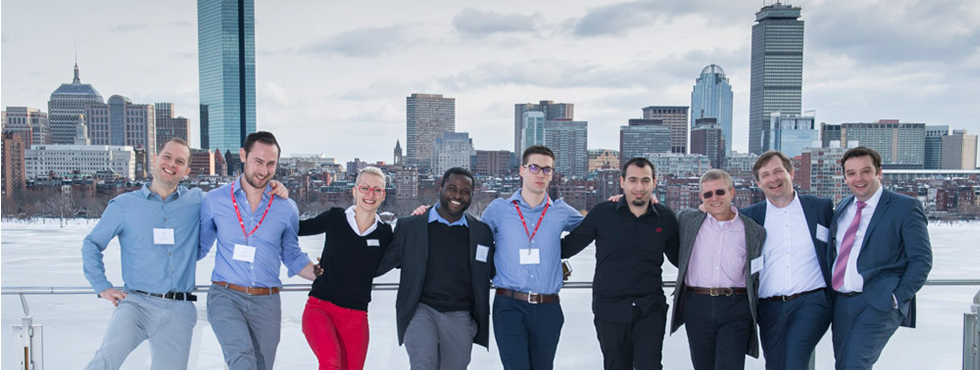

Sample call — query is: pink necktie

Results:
[832,201,867,291]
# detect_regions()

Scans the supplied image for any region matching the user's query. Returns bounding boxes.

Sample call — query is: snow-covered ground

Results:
[2,218,978,369]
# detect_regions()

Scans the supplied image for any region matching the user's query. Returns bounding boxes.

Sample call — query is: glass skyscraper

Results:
[198,0,256,151]
[749,3,804,154]
[691,64,733,155]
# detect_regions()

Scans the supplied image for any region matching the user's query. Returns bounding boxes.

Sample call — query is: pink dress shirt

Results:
[685,206,747,288]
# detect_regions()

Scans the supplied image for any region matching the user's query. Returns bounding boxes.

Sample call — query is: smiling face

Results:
[621,163,655,208]
[519,153,555,195]
[755,155,795,203]
[152,141,191,186]
[843,155,882,202]
[701,178,735,220]
[352,173,385,213]
[239,142,279,190]
[439,173,473,218]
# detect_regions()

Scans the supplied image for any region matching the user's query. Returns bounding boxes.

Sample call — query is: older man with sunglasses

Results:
[671,169,766,370]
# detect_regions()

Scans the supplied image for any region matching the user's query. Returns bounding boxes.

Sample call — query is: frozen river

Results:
[2,218,979,369]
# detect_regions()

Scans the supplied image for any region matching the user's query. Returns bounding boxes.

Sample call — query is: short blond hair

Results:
[355,166,386,187]
[700,169,734,189]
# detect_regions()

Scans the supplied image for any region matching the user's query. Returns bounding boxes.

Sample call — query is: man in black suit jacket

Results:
[740,151,834,370]
[377,167,495,370]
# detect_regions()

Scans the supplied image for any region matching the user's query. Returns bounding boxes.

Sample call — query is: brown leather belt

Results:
[761,288,826,302]
[213,281,280,295]
[496,288,560,304]
[685,286,748,297]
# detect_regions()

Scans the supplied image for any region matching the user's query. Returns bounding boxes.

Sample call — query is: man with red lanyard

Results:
[199,131,316,370]
[479,145,585,369]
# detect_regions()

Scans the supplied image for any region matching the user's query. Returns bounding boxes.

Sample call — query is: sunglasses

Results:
[356,184,385,197]
[525,164,554,175]
[702,189,727,199]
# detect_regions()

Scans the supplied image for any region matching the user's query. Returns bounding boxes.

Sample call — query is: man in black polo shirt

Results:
[562,157,680,370]
[378,167,495,369]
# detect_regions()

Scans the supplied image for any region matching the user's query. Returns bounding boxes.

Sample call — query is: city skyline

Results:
[2,0,978,164]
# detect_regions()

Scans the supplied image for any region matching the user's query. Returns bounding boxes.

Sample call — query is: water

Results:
[2,218,978,369]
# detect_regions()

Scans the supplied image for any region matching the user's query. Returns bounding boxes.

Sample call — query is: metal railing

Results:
[4,280,980,370]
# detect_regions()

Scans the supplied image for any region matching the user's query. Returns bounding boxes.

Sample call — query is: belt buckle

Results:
[781,294,792,302]
[527,292,540,305]
[709,288,733,297]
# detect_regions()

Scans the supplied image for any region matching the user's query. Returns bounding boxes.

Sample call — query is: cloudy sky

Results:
[2,0,978,163]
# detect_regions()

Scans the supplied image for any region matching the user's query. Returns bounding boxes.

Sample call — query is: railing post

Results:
[965,289,980,370]
[13,294,43,370]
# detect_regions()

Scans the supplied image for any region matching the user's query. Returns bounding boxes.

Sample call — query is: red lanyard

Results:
[231,178,275,239]
[513,198,549,246]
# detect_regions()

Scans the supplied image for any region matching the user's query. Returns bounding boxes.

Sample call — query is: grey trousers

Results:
[207,283,281,370]
[85,292,197,370]
[404,303,478,370]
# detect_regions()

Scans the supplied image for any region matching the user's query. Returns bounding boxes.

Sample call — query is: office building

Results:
[84,95,156,163]
[620,119,671,162]
[406,93,455,170]
[155,103,191,149]
[393,166,419,201]
[725,152,760,182]
[839,120,925,169]
[802,144,853,204]
[198,0,256,150]
[189,148,216,177]
[474,150,512,177]
[544,120,588,177]
[821,123,841,148]
[641,106,689,153]
[588,149,620,173]
[432,132,475,176]
[48,63,104,144]
[769,111,818,158]
[645,153,711,179]
[2,107,50,147]
[2,131,28,197]
[691,118,726,169]
[749,3,804,154]
[25,144,136,179]
[522,111,546,152]
[941,130,978,170]
[925,125,950,169]
[691,64,734,154]
[514,100,573,155]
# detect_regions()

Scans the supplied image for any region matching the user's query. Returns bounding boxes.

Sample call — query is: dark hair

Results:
[621,157,656,179]
[440,167,475,188]
[243,131,281,158]
[521,145,555,165]
[160,138,191,159]
[753,150,794,181]
[841,146,882,174]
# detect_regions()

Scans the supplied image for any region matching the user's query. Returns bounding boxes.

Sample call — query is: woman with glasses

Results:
[298,166,393,370]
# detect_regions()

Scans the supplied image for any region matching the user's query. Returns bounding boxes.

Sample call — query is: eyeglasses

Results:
[525,164,554,175]
[702,189,727,199]
[357,184,385,197]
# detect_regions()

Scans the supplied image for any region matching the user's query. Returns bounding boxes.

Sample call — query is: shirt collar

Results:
[509,188,553,210]
[140,182,184,201]
[707,205,741,225]
[857,184,885,210]
[615,196,659,217]
[765,191,800,211]
[428,203,469,227]
[235,175,272,199]
[345,205,381,236]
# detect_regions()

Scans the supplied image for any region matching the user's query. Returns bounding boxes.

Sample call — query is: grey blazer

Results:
[669,208,767,358]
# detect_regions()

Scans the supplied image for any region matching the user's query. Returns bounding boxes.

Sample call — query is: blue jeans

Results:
[207,283,282,370]
[84,292,197,370]
[492,294,564,370]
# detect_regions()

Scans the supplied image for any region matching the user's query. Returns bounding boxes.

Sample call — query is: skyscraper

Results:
[198,0,256,151]
[641,106,689,154]
[924,125,949,169]
[85,95,156,166]
[522,111,546,152]
[620,119,671,162]
[691,117,725,169]
[514,100,573,155]
[839,120,925,169]
[2,107,50,147]
[749,3,804,154]
[941,129,978,170]
[768,111,818,158]
[48,63,104,144]
[432,132,476,176]
[544,120,588,177]
[155,103,191,150]
[691,64,734,154]
[406,93,455,170]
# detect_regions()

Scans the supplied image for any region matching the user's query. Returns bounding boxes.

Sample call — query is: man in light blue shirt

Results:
[81,139,201,370]
[480,145,584,370]
[199,131,315,370]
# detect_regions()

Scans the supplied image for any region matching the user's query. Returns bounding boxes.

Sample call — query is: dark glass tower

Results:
[749,3,804,154]
[198,0,256,150]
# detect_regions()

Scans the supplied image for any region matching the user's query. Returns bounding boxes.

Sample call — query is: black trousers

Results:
[594,305,667,370]
[682,292,754,370]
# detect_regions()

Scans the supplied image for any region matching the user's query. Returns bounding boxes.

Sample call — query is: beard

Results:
[244,170,272,190]
[631,198,647,207]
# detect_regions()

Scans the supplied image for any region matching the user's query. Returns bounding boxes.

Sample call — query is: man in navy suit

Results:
[829,146,932,369]
[741,151,834,370]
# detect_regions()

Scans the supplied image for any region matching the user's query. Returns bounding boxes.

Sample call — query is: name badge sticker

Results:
[816,224,830,243]
[476,244,490,263]
[751,256,765,274]
[367,239,381,247]
[233,244,256,263]
[153,228,175,245]
[519,248,540,265]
